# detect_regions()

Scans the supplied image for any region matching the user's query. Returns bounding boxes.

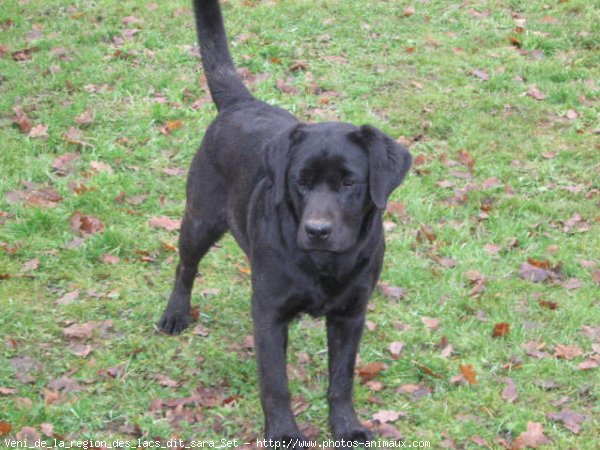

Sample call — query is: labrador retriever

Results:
[159,0,412,446]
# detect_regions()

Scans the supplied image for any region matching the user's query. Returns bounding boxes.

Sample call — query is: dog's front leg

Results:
[326,313,374,444]
[252,303,307,447]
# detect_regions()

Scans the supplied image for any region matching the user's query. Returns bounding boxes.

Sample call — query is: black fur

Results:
[159,0,412,445]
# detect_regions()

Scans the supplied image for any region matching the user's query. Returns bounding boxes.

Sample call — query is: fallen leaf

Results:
[40,423,54,438]
[538,300,558,310]
[522,341,550,359]
[148,216,181,232]
[56,289,80,306]
[378,281,405,300]
[493,322,510,338]
[63,126,92,147]
[459,364,478,385]
[358,362,386,383]
[403,5,416,17]
[0,421,12,436]
[470,436,489,447]
[389,341,404,357]
[276,78,298,94]
[526,84,546,101]
[421,317,440,330]
[502,377,518,403]
[513,421,551,449]
[101,254,120,264]
[75,108,94,126]
[52,152,79,176]
[68,343,92,357]
[12,107,32,134]
[28,124,48,138]
[22,258,39,272]
[155,373,178,388]
[554,344,583,360]
[547,409,586,434]
[63,322,93,341]
[471,69,490,81]
[372,410,405,423]
[16,426,40,442]
[70,212,104,236]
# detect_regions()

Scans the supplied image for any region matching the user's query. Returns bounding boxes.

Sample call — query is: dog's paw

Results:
[265,434,309,450]
[158,309,190,335]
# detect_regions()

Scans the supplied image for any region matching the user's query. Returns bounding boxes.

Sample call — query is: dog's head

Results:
[264,122,412,253]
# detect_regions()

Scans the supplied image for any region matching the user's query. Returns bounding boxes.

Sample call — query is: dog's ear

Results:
[350,124,412,210]
[263,124,306,205]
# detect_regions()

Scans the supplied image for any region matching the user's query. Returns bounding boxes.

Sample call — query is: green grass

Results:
[1,0,599,447]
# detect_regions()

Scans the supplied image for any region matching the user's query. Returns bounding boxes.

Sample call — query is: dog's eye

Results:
[342,179,355,188]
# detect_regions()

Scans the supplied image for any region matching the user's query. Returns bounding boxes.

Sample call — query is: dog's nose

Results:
[305,220,332,241]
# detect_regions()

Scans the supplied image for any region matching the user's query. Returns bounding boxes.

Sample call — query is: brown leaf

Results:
[403,5,416,17]
[28,123,49,138]
[63,322,93,341]
[63,126,92,147]
[12,107,32,134]
[0,421,12,436]
[276,78,298,94]
[389,341,404,357]
[155,373,178,388]
[470,436,490,447]
[372,410,405,423]
[554,344,583,360]
[40,423,54,438]
[547,409,586,434]
[148,216,181,232]
[68,343,92,357]
[70,212,104,236]
[22,258,39,272]
[75,108,94,126]
[502,377,518,403]
[56,289,80,306]
[493,322,510,338]
[471,69,490,81]
[538,299,558,310]
[434,256,458,268]
[101,254,120,264]
[562,278,582,290]
[12,46,39,61]
[51,152,80,176]
[484,244,501,255]
[421,317,440,330]
[577,355,600,370]
[522,341,550,359]
[526,85,546,101]
[459,364,478,385]
[16,426,40,442]
[378,281,405,300]
[358,361,386,383]
[513,421,551,449]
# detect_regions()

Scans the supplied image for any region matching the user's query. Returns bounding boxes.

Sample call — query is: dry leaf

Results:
[547,409,585,434]
[459,364,478,385]
[148,216,181,232]
[554,344,583,360]
[513,422,551,449]
[493,322,510,338]
[358,362,386,382]
[502,377,518,403]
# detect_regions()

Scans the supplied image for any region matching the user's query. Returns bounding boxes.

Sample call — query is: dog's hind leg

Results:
[159,166,228,335]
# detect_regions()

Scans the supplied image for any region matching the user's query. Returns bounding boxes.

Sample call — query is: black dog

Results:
[159,0,412,445]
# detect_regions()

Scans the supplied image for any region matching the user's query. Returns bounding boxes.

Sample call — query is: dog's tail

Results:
[193,0,253,111]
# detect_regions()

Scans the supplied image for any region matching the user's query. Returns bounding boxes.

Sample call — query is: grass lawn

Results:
[1,0,599,447]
